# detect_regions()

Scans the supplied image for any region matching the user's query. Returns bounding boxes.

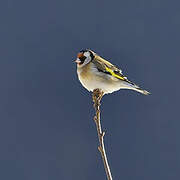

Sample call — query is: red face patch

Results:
[77,52,84,59]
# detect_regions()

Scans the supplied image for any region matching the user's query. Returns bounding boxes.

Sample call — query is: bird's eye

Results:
[79,55,86,64]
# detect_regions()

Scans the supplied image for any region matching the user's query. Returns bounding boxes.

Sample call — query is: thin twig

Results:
[92,89,113,180]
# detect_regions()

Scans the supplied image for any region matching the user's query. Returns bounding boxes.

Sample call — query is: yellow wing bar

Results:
[105,67,125,80]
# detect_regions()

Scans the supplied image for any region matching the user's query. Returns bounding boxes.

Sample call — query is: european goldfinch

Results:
[75,49,150,95]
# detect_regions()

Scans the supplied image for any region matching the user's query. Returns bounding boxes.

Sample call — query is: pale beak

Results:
[75,58,81,64]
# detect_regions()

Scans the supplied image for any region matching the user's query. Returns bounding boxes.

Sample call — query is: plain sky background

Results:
[1,0,180,179]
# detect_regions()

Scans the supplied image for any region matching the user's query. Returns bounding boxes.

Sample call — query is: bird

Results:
[75,49,150,95]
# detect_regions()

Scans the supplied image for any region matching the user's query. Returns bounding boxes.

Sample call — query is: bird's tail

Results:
[121,81,151,95]
[133,87,151,95]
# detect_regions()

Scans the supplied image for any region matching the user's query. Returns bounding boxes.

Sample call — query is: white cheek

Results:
[77,57,91,68]
[84,57,91,64]
[84,52,90,57]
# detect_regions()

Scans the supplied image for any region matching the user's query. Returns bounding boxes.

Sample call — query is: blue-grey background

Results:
[1,0,180,179]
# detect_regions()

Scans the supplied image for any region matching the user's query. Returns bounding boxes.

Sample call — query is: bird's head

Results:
[75,49,95,67]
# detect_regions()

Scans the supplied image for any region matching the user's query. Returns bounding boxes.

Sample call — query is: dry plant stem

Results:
[92,89,113,180]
